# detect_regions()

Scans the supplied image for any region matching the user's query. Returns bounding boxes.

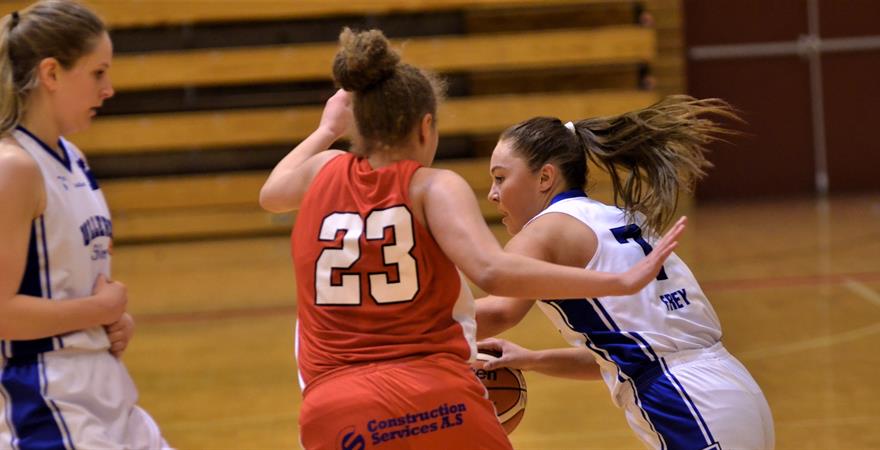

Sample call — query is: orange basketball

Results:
[472,351,528,434]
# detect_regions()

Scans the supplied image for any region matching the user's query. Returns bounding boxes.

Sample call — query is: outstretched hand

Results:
[620,216,687,295]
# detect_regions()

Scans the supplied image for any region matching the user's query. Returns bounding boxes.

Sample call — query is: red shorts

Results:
[299,354,512,450]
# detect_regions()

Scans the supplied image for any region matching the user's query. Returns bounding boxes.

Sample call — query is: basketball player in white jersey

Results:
[0,2,168,448]
[475,97,775,449]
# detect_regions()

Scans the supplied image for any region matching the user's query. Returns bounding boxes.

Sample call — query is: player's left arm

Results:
[260,89,349,213]
[478,337,601,380]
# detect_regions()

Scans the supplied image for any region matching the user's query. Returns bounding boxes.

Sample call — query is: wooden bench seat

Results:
[110,26,654,91]
[74,90,658,155]
[1,1,642,28]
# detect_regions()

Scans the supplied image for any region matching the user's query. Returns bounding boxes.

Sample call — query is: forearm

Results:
[476,299,511,339]
[0,294,111,340]
[525,348,601,380]
[475,296,530,339]
[277,127,337,172]
[260,128,337,213]
[263,127,337,191]
[481,253,625,299]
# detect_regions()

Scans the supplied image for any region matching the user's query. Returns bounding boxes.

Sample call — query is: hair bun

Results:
[333,28,399,92]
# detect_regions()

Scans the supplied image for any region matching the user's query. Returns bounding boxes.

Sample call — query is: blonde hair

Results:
[1,0,105,136]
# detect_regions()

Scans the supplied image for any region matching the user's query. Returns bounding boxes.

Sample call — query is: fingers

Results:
[654,216,686,254]
[653,241,678,264]
[107,331,128,358]
[477,337,503,353]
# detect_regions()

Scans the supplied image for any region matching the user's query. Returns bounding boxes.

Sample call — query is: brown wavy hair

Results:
[332,27,446,155]
[500,95,741,234]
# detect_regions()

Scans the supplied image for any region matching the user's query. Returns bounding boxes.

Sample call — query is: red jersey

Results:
[292,153,475,388]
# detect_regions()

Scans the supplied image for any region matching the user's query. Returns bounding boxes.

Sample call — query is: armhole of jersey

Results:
[7,139,48,219]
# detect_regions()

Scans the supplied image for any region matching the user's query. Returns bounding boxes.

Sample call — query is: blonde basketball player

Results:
[476,98,775,450]
[0,2,168,448]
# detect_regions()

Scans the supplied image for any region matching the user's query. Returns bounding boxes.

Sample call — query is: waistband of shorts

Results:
[613,342,728,406]
[0,336,60,359]
[660,341,729,368]
[303,353,467,396]
[628,342,728,392]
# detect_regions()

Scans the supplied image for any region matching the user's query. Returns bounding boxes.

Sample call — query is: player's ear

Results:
[37,57,63,92]
[418,113,434,144]
[538,163,557,192]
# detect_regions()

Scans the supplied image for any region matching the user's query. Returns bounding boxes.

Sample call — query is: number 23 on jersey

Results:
[315,205,420,306]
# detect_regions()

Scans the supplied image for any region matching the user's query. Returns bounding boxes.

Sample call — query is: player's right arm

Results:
[419,168,684,300]
[0,144,126,340]
[260,89,349,213]
[478,337,601,380]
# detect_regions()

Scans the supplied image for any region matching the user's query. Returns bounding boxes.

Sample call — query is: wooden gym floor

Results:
[115,193,880,449]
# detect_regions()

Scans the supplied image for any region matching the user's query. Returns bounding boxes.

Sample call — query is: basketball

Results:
[472,351,528,434]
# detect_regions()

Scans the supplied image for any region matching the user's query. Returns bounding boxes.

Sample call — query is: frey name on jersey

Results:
[659,288,690,312]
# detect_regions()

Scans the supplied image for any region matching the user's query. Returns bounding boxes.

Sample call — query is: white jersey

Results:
[2,127,112,357]
[532,194,721,402]
[0,127,169,449]
[531,193,774,450]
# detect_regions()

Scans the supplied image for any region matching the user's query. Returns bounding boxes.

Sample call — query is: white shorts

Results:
[0,349,170,450]
[619,343,775,450]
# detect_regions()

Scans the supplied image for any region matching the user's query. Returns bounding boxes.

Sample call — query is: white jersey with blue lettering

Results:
[2,127,113,357]
[0,127,169,449]
[530,193,774,450]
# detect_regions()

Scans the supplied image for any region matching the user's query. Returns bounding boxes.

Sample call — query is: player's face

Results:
[488,139,546,235]
[53,32,115,135]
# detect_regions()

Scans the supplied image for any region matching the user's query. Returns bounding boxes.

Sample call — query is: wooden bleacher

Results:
[3,0,644,27]
[77,90,656,155]
[1,1,661,244]
[109,27,653,91]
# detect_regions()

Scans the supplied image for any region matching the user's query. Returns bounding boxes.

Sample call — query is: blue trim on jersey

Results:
[547,299,656,379]
[0,355,67,450]
[549,189,587,205]
[545,298,715,449]
[18,222,41,297]
[38,217,52,299]
[15,126,72,172]
[8,220,55,358]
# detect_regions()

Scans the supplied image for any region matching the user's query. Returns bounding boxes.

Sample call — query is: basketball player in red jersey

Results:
[259,28,685,450]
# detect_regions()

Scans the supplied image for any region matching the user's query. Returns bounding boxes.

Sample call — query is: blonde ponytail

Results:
[0,1,105,137]
[0,13,21,136]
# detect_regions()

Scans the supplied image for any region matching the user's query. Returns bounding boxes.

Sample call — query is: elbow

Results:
[474,262,506,296]
[258,185,285,214]
[258,186,274,212]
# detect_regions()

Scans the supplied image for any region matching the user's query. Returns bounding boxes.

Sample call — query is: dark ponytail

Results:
[501,95,741,234]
